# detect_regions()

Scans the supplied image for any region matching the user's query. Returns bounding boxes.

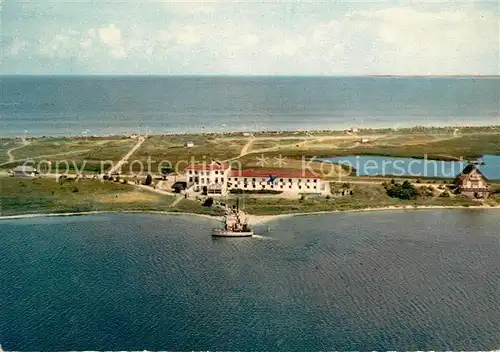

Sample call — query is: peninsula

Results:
[1,125,499,219]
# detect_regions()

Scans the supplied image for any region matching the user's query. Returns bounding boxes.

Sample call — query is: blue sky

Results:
[1,1,499,75]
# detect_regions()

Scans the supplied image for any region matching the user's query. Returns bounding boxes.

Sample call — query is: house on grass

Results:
[452,163,490,199]
[9,165,38,177]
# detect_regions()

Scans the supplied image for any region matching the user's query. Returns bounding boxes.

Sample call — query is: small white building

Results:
[9,165,38,177]
[185,161,231,195]
[360,138,370,143]
[184,142,194,148]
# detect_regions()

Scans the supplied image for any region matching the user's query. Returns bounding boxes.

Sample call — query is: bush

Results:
[144,174,152,186]
[203,197,214,207]
[440,191,451,198]
[386,181,419,200]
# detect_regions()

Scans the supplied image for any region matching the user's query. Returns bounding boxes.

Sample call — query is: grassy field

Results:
[228,183,484,215]
[2,127,498,178]
[128,135,247,173]
[0,177,223,216]
[0,137,138,173]
[237,133,500,163]
[0,138,24,164]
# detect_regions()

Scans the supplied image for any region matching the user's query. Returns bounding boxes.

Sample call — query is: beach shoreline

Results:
[1,205,499,226]
[2,123,499,139]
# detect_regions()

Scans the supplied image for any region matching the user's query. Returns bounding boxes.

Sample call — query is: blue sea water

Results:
[0,211,499,351]
[1,76,499,137]
[324,154,500,180]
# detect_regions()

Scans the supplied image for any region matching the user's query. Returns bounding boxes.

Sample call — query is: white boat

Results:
[212,227,253,237]
[212,198,253,237]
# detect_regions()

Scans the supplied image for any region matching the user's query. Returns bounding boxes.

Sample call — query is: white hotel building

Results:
[185,162,330,196]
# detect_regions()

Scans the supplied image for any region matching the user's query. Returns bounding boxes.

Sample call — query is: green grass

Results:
[0,176,227,217]
[0,138,23,164]
[128,135,247,173]
[0,177,176,216]
[1,137,138,173]
[237,133,500,162]
[170,198,225,216]
[233,183,481,215]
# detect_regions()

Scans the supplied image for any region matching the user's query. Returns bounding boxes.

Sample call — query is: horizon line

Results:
[1,73,499,78]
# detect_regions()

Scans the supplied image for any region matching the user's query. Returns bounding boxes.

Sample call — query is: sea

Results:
[0,211,499,350]
[1,76,499,137]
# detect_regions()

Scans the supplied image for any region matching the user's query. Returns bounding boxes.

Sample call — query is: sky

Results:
[1,0,499,75]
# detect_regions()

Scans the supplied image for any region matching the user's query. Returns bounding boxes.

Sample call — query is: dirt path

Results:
[108,137,145,174]
[0,149,94,167]
[169,195,185,207]
[5,140,31,163]
[239,136,255,157]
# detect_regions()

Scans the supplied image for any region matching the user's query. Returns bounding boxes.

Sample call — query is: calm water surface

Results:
[324,154,500,180]
[0,211,499,350]
[1,76,499,136]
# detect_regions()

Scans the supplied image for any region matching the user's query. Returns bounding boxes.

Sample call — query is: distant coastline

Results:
[2,74,499,78]
[2,123,499,139]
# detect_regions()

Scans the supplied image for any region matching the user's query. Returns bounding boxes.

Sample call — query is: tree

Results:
[144,174,152,185]
[386,181,419,200]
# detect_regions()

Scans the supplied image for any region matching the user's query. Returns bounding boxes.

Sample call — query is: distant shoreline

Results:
[1,206,499,226]
[2,74,499,78]
[1,123,499,139]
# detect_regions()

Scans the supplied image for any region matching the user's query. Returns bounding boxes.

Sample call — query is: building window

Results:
[280,178,283,182]
[244,178,247,182]
[262,178,266,182]
[215,177,219,183]
[288,178,292,182]
[189,170,193,174]
[289,185,292,189]
[307,185,310,189]
[314,186,317,189]
[298,179,301,183]
[215,171,218,175]
[314,179,317,183]
[280,185,283,189]
[244,184,247,188]
[252,178,256,182]
[299,186,302,189]
[189,177,193,182]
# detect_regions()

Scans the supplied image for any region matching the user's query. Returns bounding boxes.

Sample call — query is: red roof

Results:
[185,162,229,171]
[230,169,322,179]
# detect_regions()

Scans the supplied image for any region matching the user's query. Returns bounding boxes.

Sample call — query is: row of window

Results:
[231,183,318,190]
[230,177,318,183]
[189,177,221,184]
[188,170,224,175]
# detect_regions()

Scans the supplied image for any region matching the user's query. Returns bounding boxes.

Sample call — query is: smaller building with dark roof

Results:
[452,163,490,199]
